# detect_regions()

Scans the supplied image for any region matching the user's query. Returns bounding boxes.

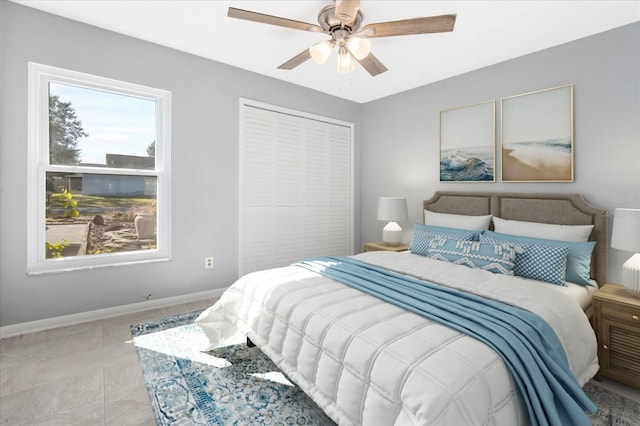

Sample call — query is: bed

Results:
[196,191,608,426]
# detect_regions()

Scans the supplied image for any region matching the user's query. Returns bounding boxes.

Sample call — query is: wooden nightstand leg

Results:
[594,370,603,381]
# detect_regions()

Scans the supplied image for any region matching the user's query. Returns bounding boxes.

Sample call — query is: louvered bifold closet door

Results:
[275,113,303,267]
[328,125,352,255]
[241,106,276,274]
[303,122,329,259]
[240,102,353,276]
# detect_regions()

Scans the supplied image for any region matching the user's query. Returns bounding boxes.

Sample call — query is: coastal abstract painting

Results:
[440,100,495,182]
[501,85,574,182]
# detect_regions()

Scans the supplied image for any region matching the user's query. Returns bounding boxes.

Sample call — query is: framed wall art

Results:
[439,100,495,182]
[501,84,574,182]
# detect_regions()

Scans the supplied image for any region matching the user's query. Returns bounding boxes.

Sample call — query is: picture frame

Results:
[439,100,495,182]
[501,84,574,182]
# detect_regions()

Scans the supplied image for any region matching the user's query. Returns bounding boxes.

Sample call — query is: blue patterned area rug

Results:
[132,311,640,426]
[131,311,334,425]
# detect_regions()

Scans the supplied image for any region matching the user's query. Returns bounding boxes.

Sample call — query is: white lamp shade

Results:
[611,208,640,297]
[309,41,333,64]
[611,209,640,253]
[346,36,371,60]
[377,197,408,222]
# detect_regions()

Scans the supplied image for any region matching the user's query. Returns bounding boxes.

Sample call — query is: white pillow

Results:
[492,217,594,242]
[424,210,492,230]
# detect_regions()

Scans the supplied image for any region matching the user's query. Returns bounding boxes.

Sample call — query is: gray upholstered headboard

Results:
[423,191,608,286]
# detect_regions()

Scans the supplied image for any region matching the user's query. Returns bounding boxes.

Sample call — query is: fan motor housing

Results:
[318,5,363,34]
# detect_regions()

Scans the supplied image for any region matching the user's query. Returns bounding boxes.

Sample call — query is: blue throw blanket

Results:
[294,256,596,426]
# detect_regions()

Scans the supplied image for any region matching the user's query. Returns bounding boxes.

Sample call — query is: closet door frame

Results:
[239,98,354,276]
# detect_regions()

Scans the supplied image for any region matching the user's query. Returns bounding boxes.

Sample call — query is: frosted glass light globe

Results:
[309,41,333,64]
[346,36,371,60]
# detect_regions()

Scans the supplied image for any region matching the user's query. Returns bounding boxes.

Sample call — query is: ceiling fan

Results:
[228,0,456,76]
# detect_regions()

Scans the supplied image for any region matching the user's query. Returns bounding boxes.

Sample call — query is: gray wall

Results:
[1,2,638,327]
[360,22,640,284]
[0,2,362,326]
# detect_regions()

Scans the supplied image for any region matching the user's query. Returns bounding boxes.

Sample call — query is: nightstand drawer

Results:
[601,319,640,379]
[602,302,640,326]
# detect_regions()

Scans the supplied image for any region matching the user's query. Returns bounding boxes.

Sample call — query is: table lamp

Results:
[377,197,408,246]
[611,208,640,297]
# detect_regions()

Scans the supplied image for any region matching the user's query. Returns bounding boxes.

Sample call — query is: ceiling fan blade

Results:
[361,14,456,38]
[228,7,322,33]
[335,0,360,25]
[277,49,313,70]
[355,52,388,76]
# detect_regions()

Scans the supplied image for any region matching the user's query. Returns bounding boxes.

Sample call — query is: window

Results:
[27,63,171,274]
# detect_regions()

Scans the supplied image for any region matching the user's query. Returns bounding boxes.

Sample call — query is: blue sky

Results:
[49,82,156,165]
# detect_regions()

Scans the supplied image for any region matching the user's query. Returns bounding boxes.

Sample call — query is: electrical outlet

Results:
[205,256,214,269]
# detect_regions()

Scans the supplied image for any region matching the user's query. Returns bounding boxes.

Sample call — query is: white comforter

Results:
[196,251,599,426]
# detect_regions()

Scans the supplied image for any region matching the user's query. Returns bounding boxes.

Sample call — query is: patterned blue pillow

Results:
[410,224,481,256]
[481,234,569,286]
[425,237,520,275]
[483,231,595,287]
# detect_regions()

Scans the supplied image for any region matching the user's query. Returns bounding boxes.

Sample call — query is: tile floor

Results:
[1,296,639,425]
[0,297,218,426]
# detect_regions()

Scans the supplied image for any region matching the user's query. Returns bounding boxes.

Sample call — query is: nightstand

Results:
[593,283,640,389]
[364,242,409,252]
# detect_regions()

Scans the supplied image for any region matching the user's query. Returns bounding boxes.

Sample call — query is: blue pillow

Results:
[426,237,520,276]
[482,231,596,287]
[481,234,570,286]
[410,224,481,256]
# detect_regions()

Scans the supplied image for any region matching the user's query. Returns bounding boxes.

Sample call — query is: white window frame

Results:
[27,62,171,275]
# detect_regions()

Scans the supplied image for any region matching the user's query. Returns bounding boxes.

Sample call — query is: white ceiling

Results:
[13,0,640,103]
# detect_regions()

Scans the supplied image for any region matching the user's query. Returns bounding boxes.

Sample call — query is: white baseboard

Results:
[0,287,228,339]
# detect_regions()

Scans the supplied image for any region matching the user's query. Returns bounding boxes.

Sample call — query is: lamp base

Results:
[382,221,402,246]
[621,253,640,298]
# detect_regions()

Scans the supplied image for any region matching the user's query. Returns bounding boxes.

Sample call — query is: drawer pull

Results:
[632,315,639,321]
[602,344,608,350]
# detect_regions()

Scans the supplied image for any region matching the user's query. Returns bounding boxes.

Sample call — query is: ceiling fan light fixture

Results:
[309,40,333,64]
[228,4,456,77]
[337,47,355,73]
[346,36,371,60]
